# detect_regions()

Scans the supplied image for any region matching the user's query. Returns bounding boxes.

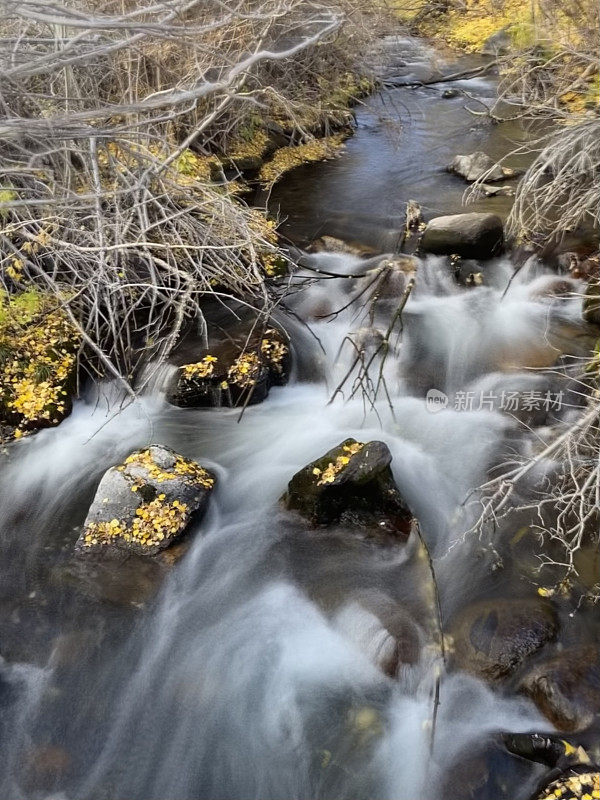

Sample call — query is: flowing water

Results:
[0,37,598,800]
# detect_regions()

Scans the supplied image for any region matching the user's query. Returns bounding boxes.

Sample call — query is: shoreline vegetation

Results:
[0,0,379,441]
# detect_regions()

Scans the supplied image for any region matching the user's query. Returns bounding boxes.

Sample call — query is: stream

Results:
[0,36,598,800]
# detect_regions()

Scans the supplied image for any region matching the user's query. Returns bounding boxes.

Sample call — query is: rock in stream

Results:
[281,438,412,538]
[169,326,290,408]
[520,645,600,733]
[76,445,215,557]
[448,151,517,183]
[421,212,504,260]
[451,598,558,682]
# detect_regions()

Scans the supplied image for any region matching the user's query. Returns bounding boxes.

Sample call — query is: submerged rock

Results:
[281,438,412,538]
[169,326,290,408]
[520,646,600,732]
[21,743,72,793]
[451,598,558,682]
[76,445,215,557]
[333,595,422,677]
[307,235,377,257]
[478,183,516,197]
[421,213,504,259]
[448,152,516,183]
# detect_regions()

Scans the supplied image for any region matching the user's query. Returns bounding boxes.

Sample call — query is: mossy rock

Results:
[281,438,412,538]
[0,288,80,440]
[451,598,558,682]
[169,326,290,409]
[76,445,215,557]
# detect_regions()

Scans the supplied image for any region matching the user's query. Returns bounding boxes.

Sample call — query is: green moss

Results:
[259,134,347,188]
[0,188,16,218]
[0,287,46,327]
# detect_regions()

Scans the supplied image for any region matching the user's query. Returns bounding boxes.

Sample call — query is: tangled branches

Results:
[507,119,600,246]
[0,0,372,384]
[467,396,600,590]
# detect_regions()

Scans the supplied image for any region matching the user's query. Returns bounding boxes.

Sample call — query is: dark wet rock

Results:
[451,598,558,682]
[555,250,600,280]
[583,278,600,325]
[448,152,516,183]
[503,732,590,770]
[572,254,599,281]
[169,325,290,408]
[307,235,377,257]
[465,271,484,287]
[281,438,412,538]
[75,445,215,557]
[520,646,600,733]
[557,251,581,274]
[421,213,504,259]
[442,88,460,99]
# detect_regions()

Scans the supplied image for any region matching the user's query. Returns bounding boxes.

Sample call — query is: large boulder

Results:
[169,326,290,408]
[76,445,215,557]
[281,438,412,538]
[520,646,600,732]
[448,152,512,183]
[451,598,558,682]
[421,213,504,259]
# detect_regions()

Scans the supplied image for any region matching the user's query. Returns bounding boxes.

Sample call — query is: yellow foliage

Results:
[259,135,347,188]
[227,351,262,388]
[260,331,287,374]
[0,289,79,438]
[181,355,218,379]
[120,448,214,489]
[83,448,214,551]
[83,499,189,549]
[401,0,586,52]
[313,442,364,486]
[227,130,270,162]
